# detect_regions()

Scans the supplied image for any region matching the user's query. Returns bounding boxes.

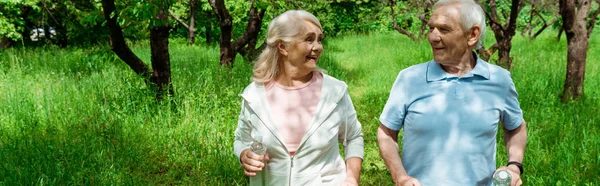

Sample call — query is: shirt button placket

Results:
[454,79,464,99]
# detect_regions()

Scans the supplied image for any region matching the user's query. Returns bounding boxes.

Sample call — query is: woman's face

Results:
[280,21,323,75]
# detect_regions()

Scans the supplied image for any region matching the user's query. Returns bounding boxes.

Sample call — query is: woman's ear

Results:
[278,41,288,56]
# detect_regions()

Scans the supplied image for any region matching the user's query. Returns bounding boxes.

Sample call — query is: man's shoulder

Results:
[397,61,431,79]
[480,60,514,81]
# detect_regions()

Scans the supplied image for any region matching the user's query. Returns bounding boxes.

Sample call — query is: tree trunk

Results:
[205,11,212,44]
[188,0,197,44]
[55,17,67,48]
[150,24,174,99]
[557,25,564,41]
[101,0,151,79]
[234,6,266,61]
[210,0,265,66]
[210,0,235,66]
[102,0,174,99]
[484,0,522,70]
[149,2,174,99]
[559,0,590,101]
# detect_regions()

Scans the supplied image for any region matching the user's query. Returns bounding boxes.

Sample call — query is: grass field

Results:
[0,31,598,185]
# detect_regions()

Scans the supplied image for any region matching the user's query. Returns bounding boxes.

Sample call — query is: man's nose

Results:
[429,29,441,42]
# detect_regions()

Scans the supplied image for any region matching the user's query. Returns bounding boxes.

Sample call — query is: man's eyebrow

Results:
[429,23,450,28]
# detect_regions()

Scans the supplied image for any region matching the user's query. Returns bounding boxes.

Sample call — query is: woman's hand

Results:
[240,149,269,177]
[340,178,359,186]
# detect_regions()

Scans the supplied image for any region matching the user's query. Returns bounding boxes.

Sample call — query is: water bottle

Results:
[250,136,267,185]
[250,135,267,156]
[493,170,512,186]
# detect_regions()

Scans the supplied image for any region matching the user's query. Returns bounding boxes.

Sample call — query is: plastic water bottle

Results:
[250,136,267,185]
[493,170,512,186]
[250,136,267,156]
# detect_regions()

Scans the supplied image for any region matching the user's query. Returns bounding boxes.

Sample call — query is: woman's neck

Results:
[275,71,314,87]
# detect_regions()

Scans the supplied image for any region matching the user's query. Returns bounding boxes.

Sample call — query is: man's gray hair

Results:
[433,0,487,49]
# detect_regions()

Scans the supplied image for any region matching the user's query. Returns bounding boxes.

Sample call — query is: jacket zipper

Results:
[242,96,297,185]
[289,156,294,186]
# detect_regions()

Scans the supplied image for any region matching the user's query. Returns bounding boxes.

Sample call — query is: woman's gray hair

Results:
[433,0,487,49]
[252,10,322,83]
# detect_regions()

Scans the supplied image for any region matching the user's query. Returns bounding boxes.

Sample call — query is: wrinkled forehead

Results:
[430,4,462,25]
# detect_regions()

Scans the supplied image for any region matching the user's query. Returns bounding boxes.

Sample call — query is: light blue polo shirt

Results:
[380,55,523,186]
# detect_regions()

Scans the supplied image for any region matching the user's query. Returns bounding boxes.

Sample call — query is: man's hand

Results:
[495,166,522,186]
[395,175,422,186]
[240,149,269,177]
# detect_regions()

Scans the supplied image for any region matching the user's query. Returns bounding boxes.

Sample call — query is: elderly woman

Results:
[233,10,364,186]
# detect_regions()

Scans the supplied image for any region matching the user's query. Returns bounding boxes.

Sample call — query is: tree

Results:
[209,0,265,66]
[101,0,174,99]
[478,0,523,70]
[558,0,599,101]
[169,0,198,44]
[389,0,433,40]
[521,0,560,40]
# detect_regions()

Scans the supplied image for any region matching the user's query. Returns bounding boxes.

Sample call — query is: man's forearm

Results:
[504,120,528,163]
[377,124,409,182]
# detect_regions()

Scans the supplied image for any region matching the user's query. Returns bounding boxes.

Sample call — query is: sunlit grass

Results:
[0,31,598,185]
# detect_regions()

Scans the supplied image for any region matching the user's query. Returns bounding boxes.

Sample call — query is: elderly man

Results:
[377,0,527,185]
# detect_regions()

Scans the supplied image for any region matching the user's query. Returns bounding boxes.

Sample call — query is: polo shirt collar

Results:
[426,51,490,82]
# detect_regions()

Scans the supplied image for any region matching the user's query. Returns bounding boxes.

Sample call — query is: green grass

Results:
[0,31,598,185]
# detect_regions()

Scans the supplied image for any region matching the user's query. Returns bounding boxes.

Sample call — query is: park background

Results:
[0,0,599,185]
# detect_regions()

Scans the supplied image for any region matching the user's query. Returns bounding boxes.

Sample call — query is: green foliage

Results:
[0,0,41,41]
[1,30,599,185]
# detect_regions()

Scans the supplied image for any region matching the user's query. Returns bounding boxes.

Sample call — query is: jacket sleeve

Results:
[233,99,253,162]
[338,91,364,159]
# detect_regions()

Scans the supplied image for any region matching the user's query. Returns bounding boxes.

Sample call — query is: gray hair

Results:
[433,0,487,49]
[252,10,322,83]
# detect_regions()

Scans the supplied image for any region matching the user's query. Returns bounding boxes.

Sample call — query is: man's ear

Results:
[467,25,481,47]
[277,41,288,56]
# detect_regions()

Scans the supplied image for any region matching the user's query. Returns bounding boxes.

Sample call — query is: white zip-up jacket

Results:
[234,73,364,186]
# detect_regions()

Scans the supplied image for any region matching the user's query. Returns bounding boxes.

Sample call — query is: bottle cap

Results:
[498,171,509,179]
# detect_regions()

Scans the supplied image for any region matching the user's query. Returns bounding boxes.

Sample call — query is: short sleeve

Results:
[501,78,524,130]
[379,71,409,131]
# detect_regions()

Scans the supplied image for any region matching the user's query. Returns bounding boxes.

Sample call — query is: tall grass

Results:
[0,31,598,185]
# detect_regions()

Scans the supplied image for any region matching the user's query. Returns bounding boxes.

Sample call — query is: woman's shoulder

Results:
[240,81,264,101]
[321,73,348,89]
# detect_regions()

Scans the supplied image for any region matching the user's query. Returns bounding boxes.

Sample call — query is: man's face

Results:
[427,4,472,65]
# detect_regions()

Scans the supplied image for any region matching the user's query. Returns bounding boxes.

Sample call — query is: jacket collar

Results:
[240,72,347,153]
[426,51,491,81]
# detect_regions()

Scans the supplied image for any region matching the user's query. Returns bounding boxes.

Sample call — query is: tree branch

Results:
[488,0,505,32]
[101,0,151,78]
[533,17,558,39]
[233,0,265,52]
[477,43,499,61]
[390,0,416,40]
[168,10,190,29]
[505,0,522,37]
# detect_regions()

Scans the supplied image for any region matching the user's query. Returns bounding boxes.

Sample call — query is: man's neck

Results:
[440,52,477,77]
